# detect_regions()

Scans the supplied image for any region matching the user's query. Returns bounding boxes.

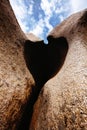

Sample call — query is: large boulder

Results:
[0,0,36,130]
[30,9,87,130]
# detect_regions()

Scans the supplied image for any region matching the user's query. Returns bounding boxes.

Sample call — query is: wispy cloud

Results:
[28,4,33,15]
[34,0,71,38]
[40,0,63,26]
[30,19,44,38]
[9,0,87,41]
[10,0,29,32]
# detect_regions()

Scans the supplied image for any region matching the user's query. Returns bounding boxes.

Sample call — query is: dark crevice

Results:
[17,36,69,130]
[16,84,42,130]
[24,36,68,86]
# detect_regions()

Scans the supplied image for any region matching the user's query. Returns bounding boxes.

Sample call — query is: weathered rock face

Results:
[26,33,41,42]
[30,10,87,130]
[0,0,35,130]
[1,1,87,130]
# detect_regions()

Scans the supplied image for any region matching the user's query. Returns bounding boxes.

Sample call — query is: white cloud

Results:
[59,15,65,22]
[9,0,72,39]
[28,4,33,15]
[30,19,44,39]
[40,0,71,32]
[40,0,58,34]
[18,20,29,32]
[10,0,27,19]
[44,16,53,32]
[9,0,29,32]
[40,0,60,18]
[30,0,72,40]
[70,0,87,13]
[9,0,87,41]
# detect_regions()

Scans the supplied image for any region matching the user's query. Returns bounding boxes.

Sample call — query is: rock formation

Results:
[26,33,41,42]
[0,0,87,130]
[30,9,87,130]
[0,1,35,130]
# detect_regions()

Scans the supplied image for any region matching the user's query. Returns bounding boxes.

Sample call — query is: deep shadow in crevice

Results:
[17,36,68,130]
[24,36,68,87]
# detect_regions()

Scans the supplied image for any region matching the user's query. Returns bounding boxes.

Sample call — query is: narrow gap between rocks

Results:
[17,36,69,130]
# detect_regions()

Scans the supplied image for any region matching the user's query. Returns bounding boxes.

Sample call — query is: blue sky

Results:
[9,0,87,42]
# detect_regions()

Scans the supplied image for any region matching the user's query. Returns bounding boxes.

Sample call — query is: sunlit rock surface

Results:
[0,1,87,130]
[0,0,35,130]
[30,9,87,130]
[26,33,41,42]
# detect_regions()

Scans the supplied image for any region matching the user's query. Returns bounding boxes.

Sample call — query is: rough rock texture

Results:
[26,33,41,41]
[1,1,87,130]
[0,0,35,130]
[30,9,87,130]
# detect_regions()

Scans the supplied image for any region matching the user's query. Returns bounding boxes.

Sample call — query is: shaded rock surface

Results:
[0,1,87,130]
[0,0,36,130]
[30,9,87,130]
